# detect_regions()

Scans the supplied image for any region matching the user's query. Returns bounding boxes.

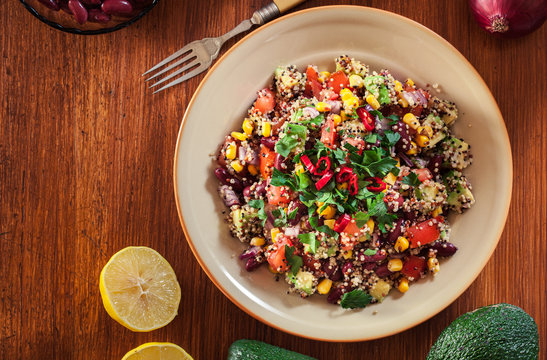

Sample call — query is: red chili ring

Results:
[356,107,375,131]
[334,214,351,233]
[365,177,387,192]
[314,156,332,176]
[315,170,334,191]
[336,166,354,183]
[348,174,359,195]
[300,155,316,174]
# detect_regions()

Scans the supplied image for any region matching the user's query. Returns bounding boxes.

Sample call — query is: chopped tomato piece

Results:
[344,137,365,154]
[326,71,350,94]
[267,236,293,273]
[266,185,291,206]
[406,217,442,248]
[413,168,433,182]
[254,88,275,114]
[304,66,320,98]
[320,118,336,148]
[341,221,362,237]
[259,145,276,179]
[401,255,426,280]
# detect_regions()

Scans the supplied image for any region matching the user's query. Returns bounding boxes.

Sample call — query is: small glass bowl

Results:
[19,0,159,35]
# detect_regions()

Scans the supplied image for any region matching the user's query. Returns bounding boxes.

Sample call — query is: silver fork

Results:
[143,0,305,94]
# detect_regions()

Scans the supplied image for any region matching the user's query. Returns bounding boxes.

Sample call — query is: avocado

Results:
[369,279,391,302]
[288,270,315,296]
[445,175,475,213]
[442,136,472,170]
[427,303,539,360]
[227,339,316,360]
[423,115,447,149]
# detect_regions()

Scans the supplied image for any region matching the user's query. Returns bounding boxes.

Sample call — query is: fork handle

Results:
[273,0,306,13]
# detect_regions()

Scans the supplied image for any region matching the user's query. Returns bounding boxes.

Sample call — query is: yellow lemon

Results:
[99,246,181,332]
[121,342,193,360]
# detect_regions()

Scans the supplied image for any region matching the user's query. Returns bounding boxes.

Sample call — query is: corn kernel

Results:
[428,257,440,273]
[394,80,403,93]
[316,102,331,112]
[343,250,353,259]
[324,219,335,230]
[432,206,443,217]
[387,258,403,272]
[340,110,348,121]
[416,135,430,148]
[294,163,304,175]
[281,74,298,87]
[349,74,364,88]
[332,114,342,126]
[365,95,380,110]
[398,96,409,108]
[319,71,331,83]
[417,125,433,138]
[402,113,420,130]
[317,278,333,294]
[242,119,254,135]
[250,237,265,246]
[406,141,418,155]
[339,88,353,101]
[318,205,336,220]
[337,182,348,190]
[343,96,360,110]
[231,160,244,173]
[405,78,415,88]
[231,131,247,141]
[271,228,280,241]
[225,143,237,160]
[395,236,409,252]
[262,122,271,137]
[384,172,397,185]
[366,218,375,233]
[398,278,409,293]
[247,164,258,176]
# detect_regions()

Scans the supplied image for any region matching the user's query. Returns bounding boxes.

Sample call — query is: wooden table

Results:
[1,0,545,358]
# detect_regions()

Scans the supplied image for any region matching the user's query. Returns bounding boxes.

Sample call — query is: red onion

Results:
[469,0,547,37]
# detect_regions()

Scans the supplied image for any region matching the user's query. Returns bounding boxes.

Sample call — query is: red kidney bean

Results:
[392,122,412,153]
[38,0,61,10]
[380,104,404,118]
[88,8,111,23]
[243,185,252,201]
[260,137,277,150]
[327,287,344,304]
[387,218,404,243]
[427,155,444,176]
[245,257,265,272]
[80,0,101,4]
[287,200,306,226]
[403,210,417,221]
[239,246,262,260]
[68,0,88,24]
[341,261,353,275]
[358,249,387,263]
[254,181,267,197]
[101,0,133,15]
[274,153,288,172]
[219,185,240,207]
[375,263,391,278]
[431,242,458,257]
[322,260,342,281]
[214,167,243,192]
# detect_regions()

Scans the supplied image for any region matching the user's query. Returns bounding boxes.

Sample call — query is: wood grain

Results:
[1,0,545,359]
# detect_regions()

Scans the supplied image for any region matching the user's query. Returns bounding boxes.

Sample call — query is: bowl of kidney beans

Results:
[20,0,158,34]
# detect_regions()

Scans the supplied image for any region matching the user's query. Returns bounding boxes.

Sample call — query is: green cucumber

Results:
[427,303,539,360]
[227,339,316,360]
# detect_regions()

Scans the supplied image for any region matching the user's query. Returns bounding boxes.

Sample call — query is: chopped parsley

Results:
[270,168,297,190]
[298,233,318,254]
[275,123,307,157]
[340,289,373,309]
[284,245,303,276]
[402,172,421,187]
[248,199,267,226]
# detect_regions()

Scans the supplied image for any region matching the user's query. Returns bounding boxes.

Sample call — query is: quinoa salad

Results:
[213,56,475,309]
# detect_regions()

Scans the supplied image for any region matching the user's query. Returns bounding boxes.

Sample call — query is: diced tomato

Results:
[319,89,339,101]
[320,118,336,148]
[267,236,293,273]
[344,137,365,154]
[259,145,276,179]
[304,66,321,98]
[401,255,427,280]
[341,221,362,237]
[326,71,350,94]
[413,168,433,182]
[410,105,424,117]
[406,217,442,248]
[254,88,275,114]
[266,185,291,206]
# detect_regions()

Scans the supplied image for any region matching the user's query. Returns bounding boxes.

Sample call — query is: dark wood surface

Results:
[1,0,545,359]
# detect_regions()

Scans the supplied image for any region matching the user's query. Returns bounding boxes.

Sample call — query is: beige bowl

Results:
[174,6,512,341]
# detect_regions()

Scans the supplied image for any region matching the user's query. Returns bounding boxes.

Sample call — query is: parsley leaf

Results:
[275,124,307,157]
[298,233,318,254]
[364,249,378,256]
[248,199,267,226]
[300,113,324,128]
[367,157,398,178]
[309,216,339,239]
[402,172,421,187]
[378,84,390,105]
[382,130,401,147]
[272,208,287,227]
[270,168,297,190]
[287,208,298,220]
[291,108,303,122]
[284,245,303,276]
[364,133,378,144]
[340,289,373,309]
[354,211,370,228]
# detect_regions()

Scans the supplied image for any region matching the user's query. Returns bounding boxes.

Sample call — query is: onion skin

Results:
[469,0,547,37]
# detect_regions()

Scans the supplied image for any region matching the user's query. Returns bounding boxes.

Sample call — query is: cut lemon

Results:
[99,246,181,332]
[121,342,193,360]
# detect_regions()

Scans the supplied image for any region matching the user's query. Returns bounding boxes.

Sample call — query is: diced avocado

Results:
[429,97,458,125]
[447,180,475,213]
[369,279,391,302]
[424,114,447,149]
[231,208,244,231]
[228,339,317,360]
[288,270,315,296]
[427,303,539,360]
[442,137,472,170]
[274,66,284,78]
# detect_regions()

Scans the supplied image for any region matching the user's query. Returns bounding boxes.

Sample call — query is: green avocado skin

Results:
[427,303,539,360]
[227,339,317,360]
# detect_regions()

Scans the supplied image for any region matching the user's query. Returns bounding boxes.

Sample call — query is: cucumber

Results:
[427,303,539,360]
[227,339,316,360]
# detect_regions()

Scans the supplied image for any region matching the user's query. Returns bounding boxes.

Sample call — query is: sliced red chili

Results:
[365,177,387,192]
[348,174,359,195]
[314,156,331,176]
[315,170,334,190]
[300,155,316,174]
[334,214,351,233]
[356,107,375,131]
[336,166,354,183]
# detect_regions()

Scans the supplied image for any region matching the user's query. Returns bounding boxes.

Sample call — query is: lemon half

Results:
[99,246,181,332]
[121,342,193,360]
